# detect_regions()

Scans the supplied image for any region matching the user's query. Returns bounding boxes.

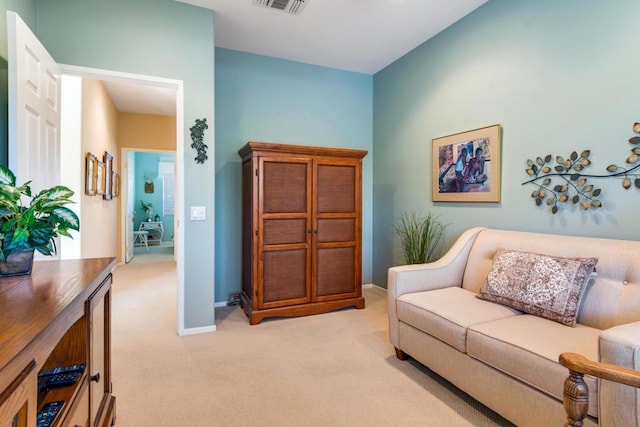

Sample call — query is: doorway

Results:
[126,149,176,263]
[61,64,187,335]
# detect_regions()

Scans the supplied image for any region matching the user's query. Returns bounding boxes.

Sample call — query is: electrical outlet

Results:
[227,292,241,306]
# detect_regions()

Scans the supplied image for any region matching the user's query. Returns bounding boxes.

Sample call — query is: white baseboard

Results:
[178,324,217,336]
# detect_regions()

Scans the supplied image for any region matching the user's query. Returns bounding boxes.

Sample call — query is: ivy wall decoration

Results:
[522,122,640,214]
[190,117,209,164]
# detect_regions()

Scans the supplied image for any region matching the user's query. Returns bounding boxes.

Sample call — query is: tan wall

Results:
[81,79,120,259]
[118,113,176,150]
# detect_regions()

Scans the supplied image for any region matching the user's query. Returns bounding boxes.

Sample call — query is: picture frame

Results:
[103,152,113,200]
[432,124,502,203]
[96,161,106,196]
[85,153,97,196]
[112,172,119,197]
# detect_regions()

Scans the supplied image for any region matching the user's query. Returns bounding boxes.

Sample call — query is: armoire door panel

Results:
[262,249,310,306]
[317,218,355,243]
[315,247,356,297]
[263,161,308,213]
[316,164,356,213]
[264,218,308,245]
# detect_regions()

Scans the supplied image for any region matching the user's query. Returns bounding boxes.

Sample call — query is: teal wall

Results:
[373,0,640,286]
[0,0,36,58]
[0,0,37,167]
[215,48,373,303]
[134,152,175,242]
[35,0,215,329]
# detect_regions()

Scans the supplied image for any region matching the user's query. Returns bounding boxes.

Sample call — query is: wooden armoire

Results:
[238,142,368,325]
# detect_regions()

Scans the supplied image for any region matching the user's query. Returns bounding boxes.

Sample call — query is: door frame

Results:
[60,64,187,336]
[123,147,175,260]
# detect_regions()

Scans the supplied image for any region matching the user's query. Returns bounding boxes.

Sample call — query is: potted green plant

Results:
[0,165,79,276]
[391,211,447,265]
[140,200,154,221]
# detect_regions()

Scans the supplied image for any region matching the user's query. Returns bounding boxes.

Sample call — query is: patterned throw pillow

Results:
[478,249,598,326]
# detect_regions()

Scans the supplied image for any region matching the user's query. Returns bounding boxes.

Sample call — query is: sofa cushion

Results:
[396,287,521,352]
[467,315,600,417]
[478,249,598,326]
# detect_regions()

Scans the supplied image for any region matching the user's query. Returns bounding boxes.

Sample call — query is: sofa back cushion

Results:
[462,229,640,330]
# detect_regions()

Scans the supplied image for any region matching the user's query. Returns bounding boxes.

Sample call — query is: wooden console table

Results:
[0,258,117,427]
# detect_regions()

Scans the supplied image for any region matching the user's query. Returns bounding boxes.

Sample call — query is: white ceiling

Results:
[180,0,488,74]
[102,80,177,116]
[103,0,488,116]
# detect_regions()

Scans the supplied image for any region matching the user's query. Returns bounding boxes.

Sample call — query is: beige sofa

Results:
[388,227,640,427]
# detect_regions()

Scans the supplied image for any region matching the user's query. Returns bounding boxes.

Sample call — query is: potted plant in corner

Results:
[0,165,80,277]
[391,211,447,265]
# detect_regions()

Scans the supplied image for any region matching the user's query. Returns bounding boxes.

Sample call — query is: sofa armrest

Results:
[388,227,484,348]
[598,321,640,427]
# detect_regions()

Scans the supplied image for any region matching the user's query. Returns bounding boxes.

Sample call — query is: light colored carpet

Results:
[111,252,514,427]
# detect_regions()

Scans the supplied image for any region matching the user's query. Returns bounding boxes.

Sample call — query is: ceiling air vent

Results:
[252,0,309,16]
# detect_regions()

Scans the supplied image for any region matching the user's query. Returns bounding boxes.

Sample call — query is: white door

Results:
[7,11,61,191]
[7,11,62,259]
[125,151,135,263]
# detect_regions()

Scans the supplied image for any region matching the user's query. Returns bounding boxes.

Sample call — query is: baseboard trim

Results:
[363,283,387,293]
[212,284,387,308]
[178,324,217,336]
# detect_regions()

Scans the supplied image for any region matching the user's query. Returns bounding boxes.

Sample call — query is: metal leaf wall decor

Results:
[522,122,640,214]
[190,118,209,164]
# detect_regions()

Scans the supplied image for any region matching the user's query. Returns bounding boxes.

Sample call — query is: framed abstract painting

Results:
[432,124,502,202]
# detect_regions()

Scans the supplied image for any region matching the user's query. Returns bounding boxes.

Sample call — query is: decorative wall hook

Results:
[190,118,209,164]
[522,122,640,214]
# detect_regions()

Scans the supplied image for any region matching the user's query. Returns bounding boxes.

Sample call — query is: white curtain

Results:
[159,160,174,216]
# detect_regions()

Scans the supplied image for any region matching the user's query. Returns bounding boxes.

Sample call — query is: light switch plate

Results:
[190,206,206,221]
